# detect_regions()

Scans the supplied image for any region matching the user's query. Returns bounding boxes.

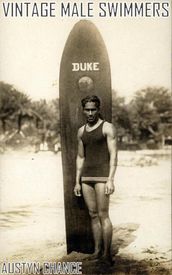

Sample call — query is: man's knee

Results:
[98,210,109,221]
[89,209,99,219]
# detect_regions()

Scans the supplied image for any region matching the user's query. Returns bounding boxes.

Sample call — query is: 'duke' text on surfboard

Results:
[72,63,99,72]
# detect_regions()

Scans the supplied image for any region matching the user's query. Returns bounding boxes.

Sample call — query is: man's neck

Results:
[86,118,102,128]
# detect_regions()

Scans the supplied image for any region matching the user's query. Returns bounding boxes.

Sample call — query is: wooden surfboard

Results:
[59,20,112,254]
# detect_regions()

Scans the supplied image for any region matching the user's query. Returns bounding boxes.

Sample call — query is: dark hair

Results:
[81,95,101,108]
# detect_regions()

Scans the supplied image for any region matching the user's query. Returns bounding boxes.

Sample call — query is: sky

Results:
[0,1,171,102]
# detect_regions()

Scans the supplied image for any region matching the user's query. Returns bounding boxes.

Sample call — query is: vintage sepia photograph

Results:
[0,0,171,274]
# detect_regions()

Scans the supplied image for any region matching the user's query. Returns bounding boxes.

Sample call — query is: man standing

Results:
[74,95,117,263]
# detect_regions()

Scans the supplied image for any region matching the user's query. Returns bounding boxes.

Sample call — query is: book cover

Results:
[0,0,171,274]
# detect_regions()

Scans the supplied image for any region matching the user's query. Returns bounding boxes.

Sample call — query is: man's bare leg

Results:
[82,183,102,259]
[95,183,113,263]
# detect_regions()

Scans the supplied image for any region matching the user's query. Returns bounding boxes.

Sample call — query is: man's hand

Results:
[105,180,115,195]
[74,183,82,196]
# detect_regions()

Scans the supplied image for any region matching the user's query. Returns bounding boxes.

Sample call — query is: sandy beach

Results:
[0,150,171,274]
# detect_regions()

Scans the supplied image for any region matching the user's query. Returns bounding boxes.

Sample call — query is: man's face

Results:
[83,102,99,124]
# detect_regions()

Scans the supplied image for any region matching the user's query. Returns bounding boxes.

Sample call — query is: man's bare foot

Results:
[84,251,102,261]
[100,255,114,265]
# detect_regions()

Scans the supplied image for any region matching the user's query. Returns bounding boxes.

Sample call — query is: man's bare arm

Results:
[103,122,117,195]
[74,127,85,196]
